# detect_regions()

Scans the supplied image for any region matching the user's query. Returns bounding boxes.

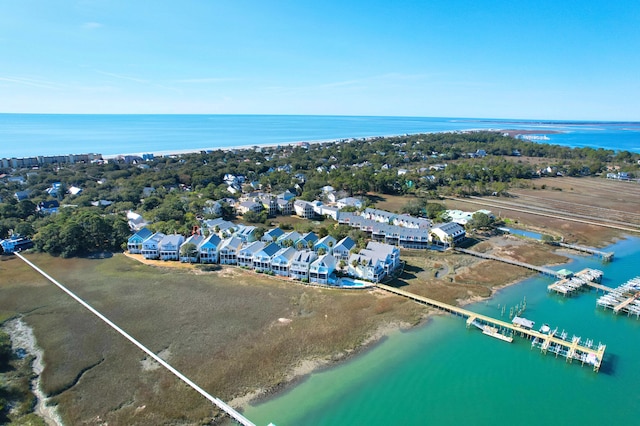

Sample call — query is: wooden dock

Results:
[555,242,614,261]
[455,248,560,277]
[376,284,606,371]
[548,268,612,296]
[596,277,640,317]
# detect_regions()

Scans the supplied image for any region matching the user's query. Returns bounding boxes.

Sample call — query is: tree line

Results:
[1,131,638,257]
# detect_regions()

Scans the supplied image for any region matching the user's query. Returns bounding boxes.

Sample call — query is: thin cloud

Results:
[175,77,239,84]
[82,22,103,30]
[95,70,149,83]
[0,75,63,90]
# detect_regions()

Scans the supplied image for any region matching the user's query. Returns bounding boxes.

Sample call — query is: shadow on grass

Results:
[365,194,386,204]
[386,278,411,288]
[83,252,114,260]
[403,263,424,274]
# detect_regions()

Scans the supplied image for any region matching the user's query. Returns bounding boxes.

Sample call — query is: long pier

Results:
[454,248,560,277]
[376,284,606,371]
[554,242,614,261]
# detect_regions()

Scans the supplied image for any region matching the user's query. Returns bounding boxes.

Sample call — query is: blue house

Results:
[270,247,297,277]
[127,227,153,254]
[252,243,280,272]
[314,235,337,254]
[332,236,356,261]
[198,234,222,264]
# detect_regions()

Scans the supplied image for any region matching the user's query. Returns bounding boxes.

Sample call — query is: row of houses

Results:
[337,212,466,248]
[128,227,400,283]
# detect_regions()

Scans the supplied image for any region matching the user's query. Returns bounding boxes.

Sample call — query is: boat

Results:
[482,325,514,343]
[539,323,551,334]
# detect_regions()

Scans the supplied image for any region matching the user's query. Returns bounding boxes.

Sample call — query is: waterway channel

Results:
[245,236,640,425]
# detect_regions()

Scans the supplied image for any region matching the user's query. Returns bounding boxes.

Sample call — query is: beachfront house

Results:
[290,250,318,281]
[198,234,222,263]
[347,251,386,282]
[314,235,337,254]
[179,234,204,263]
[159,234,185,261]
[261,227,285,243]
[203,218,238,238]
[252,243,280,272]
[309,254,337,285]
[218,236,243,265]
[295,232,318,250]
[270,247,298,277]
[237,241,265,268]
[0,235,34,253]
[236,225,257,243]
[430,222,466,247]
[362,241,400,274]
[277,231,302,248]
[336,197,363,210]
[276,198,293,215]
[237,200,263,216]
[332,236,356,261]
[141,232,166,260]
[127,227,153,254]
[294,200,316,219]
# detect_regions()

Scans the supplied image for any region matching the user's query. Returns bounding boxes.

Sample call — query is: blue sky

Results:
[1,0,639,120]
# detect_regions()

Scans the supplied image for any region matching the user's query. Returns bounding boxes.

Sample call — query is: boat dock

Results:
[596,277,640,317]
[548,268,611,296]
[376,284,606,371]
[554,242,614,261]
[454,248,560,277]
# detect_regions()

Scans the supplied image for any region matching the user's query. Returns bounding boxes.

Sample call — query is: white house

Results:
[309,254,336,285]
[294,200,316,219]
[218,236,243,265]
[336,197,363,210]
[290,250,318,281]
[179,234,204,263]
[430,222,466,247]
[237,241,265,268]
[159,234,185,261]
[141,232,166,260]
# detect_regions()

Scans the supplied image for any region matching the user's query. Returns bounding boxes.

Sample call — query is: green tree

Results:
[180,242,198,262]
[425,203,446,220]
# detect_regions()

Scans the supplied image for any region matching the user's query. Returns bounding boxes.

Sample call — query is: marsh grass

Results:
[0,253,423,425]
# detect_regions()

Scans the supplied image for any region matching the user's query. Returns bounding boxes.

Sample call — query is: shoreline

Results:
[3,317,64,426]
[231,316,428,411]
[237,234,610,411]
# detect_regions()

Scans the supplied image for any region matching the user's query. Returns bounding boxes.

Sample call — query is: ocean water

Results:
[244,237,640,425]
[0,114,639,158]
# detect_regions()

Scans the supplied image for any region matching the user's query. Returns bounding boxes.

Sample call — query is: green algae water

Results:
[245,236,640,425]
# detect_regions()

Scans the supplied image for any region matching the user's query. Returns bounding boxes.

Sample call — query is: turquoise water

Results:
[245,237,640,425]
[501,227,543,240]
[1,114,639,157]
